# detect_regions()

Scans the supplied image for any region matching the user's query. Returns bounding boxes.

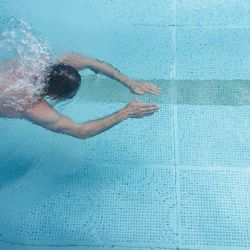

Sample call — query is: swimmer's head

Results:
[44,64,81,99]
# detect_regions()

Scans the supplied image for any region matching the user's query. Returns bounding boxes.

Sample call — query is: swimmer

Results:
[0,53,161,139]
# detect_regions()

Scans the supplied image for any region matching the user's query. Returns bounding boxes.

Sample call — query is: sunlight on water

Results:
[0,17,53,111]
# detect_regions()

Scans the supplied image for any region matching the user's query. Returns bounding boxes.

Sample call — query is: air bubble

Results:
[0,17,54,111]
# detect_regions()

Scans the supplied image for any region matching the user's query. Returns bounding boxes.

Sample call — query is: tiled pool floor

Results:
[0,79,250,250]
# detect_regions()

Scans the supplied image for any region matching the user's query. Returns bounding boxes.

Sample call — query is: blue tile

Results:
[173,80,250,106]
[0,119,56,189]
[175,28,250,80]
[177,105,250,166]
[89,0,174,26]
[103,26,173,79]
[4,0,174,27]
[179,167,250,248]
[0,164,176,248]
[0,245,159,250]
[176,0,250,27]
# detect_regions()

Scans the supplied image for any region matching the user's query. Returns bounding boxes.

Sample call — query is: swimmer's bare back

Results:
[0,53,161,139]
[0,59,27,118]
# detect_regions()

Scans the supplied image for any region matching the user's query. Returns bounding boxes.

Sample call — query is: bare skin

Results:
[0,53,161,139]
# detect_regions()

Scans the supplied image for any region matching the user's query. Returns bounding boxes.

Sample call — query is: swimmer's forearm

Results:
[75,108,128,139]
[88,60,135,87]
[59,53,136,87]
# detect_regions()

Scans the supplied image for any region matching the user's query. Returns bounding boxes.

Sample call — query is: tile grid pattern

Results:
[173,1,250,249]
[176,3,250,250]
[171,1,180,248]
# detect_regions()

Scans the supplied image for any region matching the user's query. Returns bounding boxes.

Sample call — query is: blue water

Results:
[1,1,250,250]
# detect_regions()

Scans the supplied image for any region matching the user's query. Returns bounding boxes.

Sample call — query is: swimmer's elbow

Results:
[74,126,92,139]
[50,116,89,139]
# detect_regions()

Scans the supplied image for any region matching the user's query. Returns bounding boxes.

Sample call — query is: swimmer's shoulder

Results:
[21,98,62,125]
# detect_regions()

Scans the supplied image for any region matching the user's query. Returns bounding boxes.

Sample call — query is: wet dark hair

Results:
[44,64,81,98]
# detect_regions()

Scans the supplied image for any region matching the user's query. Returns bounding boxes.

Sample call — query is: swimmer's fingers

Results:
[124,100,159,118]
[132,81,161,95]
[139,106,159,112]
[130,111,158,118]
[142,82,161,95]
[145,87,161,95]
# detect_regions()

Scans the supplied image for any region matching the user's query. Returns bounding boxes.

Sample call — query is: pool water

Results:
[0,78,250,250]
[1,1,250,250]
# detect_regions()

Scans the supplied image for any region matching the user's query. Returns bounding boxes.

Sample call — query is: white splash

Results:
[0,17,53,111]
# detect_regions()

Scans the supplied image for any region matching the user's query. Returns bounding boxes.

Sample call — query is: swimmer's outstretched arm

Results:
[59,53,161,95]
[22,99,158,139]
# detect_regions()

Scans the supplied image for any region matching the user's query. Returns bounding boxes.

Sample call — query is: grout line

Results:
[127,23,250,29]
[170,0,180,248]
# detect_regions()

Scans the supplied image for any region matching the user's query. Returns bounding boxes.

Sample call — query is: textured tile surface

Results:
[178,167,250,249]
[89,0,174,26]
[175,28,250,80]
[176,0,250,27]
[0,164,176,248]
[173,80,250,106]
[177,104,250,166]
[1,100,250,250]
[103,25,173,79]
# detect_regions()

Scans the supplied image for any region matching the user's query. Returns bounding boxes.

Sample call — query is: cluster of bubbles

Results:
[0,17,54,111]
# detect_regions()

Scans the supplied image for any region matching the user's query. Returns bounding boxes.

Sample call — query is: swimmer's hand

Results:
[123,100,159,118]
[129,81,161,95]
